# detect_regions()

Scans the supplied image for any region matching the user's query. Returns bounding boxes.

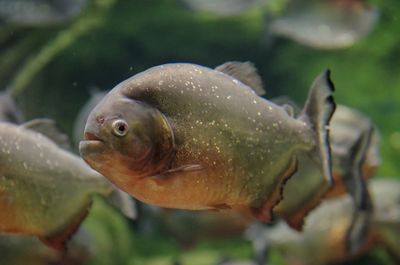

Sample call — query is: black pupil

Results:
[118,124,125,132]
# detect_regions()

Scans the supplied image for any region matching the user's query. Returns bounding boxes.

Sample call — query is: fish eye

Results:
[112,119,129,137]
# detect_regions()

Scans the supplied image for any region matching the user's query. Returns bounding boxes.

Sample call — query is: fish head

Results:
[79,92,175,183]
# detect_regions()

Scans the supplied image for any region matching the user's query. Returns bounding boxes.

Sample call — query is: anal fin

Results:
[251,157,298,223]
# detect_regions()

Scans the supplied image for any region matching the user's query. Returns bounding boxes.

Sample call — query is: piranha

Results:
[268,0,379,49]
[179,0,265,16]
[252,178,400,265]
[158,209,253,248]
[0,119,136,250]
[0,228,92,265]
[80,62,335,222]
[0,0,87,26]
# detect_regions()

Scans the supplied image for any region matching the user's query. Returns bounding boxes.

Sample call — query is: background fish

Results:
[268,0,379,49]
[0,228,92,265]
[156,209,253,248]
[179,0,266,16]
[252,178,400,265]
[274,104,379,252]
[0,0,87,26]
[0,89,23,124]
[80,62,335,222]
[0,119,135,250]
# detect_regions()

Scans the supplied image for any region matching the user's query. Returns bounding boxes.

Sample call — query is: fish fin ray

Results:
[215,61,266,96]
[300,70,336,186]
[22,118,71,150]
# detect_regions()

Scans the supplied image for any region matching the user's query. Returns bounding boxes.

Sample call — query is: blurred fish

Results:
[255,178,400,265]
[0,119,136,250]
[0,228,92,265]
[73,89,108,149]
[369,179,400,263]
[268,0,379,49]
[0,0,87,26]
[275,105,379,252]
[0,236,59,265]
[217,257,257,265]
[159,209,253,248]
[0,89,23,123]
[180,0,266,16]
[80,61,335,222]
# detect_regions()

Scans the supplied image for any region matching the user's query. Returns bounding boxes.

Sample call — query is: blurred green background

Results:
[1,0,399,264]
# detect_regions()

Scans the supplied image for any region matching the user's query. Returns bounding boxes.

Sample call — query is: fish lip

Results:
[83,132,103,142]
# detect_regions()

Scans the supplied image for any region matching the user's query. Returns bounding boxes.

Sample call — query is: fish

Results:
[0,89,23,124]
[0,119,136,250]
[274,105,379,252]
[0,228,92,265]
[0,0,87,26]
[157,209,253,248]
[79,61,336,222]
[179,0,266,16]
[369,179,400,263]
[268,0,379,49]
[253,178,400,265]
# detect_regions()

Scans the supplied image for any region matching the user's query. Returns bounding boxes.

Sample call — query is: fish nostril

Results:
[97,116,105,125]
[84,132,101,141]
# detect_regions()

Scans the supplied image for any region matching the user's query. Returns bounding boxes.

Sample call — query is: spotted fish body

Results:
[0,121,113,249]
[80,63,335,221]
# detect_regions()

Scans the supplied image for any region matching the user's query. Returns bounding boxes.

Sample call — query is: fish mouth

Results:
[79,131,106,154]
[83,132,103,142]
[79,132,108,161]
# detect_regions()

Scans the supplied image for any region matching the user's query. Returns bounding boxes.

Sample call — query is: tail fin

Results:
[300,70,336,186]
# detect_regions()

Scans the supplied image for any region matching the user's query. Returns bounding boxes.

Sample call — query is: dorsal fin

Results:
[21,118,71,150]
[215,61,266,96]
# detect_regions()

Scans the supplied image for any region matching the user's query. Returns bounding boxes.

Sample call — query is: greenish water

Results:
[1,0,399,264]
